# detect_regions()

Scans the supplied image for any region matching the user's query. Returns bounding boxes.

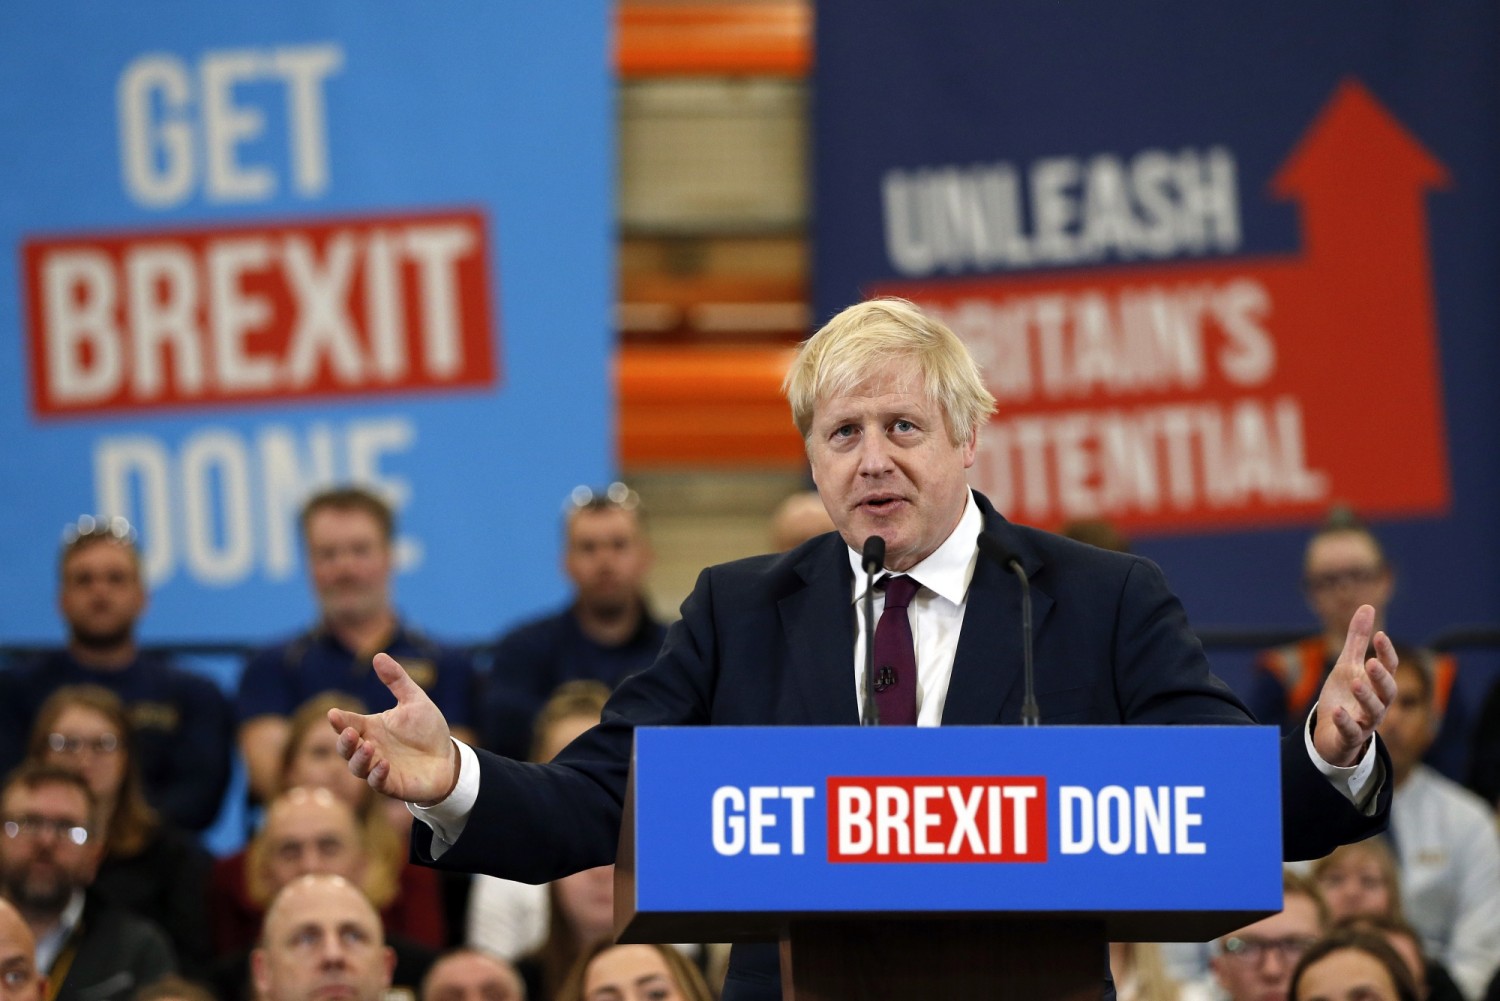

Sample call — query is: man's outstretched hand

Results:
[1313,604,1399,768]
[329,652,458,805]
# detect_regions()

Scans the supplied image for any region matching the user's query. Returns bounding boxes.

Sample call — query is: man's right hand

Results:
[329,652,459,805]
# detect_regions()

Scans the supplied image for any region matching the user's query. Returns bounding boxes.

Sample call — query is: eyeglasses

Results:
[1303,565,1384,593]
[47,732,120,756]
[566,483,641,514]
[61,515,136,549]
[1221,934,1318,964]
[2,816,90,846]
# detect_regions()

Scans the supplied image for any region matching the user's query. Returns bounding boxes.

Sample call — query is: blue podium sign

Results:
[621,725,1281,941]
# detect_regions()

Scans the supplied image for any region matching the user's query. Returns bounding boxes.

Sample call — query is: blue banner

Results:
[0,2,613,642]
[812,2,1500,643]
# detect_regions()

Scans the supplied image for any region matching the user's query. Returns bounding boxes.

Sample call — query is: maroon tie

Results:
[873,575,920,725]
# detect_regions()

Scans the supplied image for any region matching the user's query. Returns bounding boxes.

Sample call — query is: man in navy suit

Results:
[331,298,1398,1000]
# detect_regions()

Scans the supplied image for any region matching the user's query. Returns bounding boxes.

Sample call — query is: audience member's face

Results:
[285,724,370,810]
[1303,531,1391,637]
[1379,932,1426,994]
[261,791,365,895]
[252,876,393,1001]
[0,782,99,917]
[0,900,43,1001]
[771,493,835,551]
[58,541,144,649]
[1212,893,1323,1001]
[566,507,650,617]
[554,864,616,947]
[42,705,127,803]
[583,945,685,1001]
[1294,947,1402,1001]
[304,507,392,625]
[1316,851,1393,922]
[535,712,598,764]
[807,356,975,573]
[422,952,523,1001]
[1376,663,1434,785]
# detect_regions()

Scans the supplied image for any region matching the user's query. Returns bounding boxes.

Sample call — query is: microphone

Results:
[978,532,1039,726]
[860,536,885,726]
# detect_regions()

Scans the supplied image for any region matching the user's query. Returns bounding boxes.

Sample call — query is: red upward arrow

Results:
[875,77,1454,533]
[1265,78,1451,491]
[1272,77,1450,266]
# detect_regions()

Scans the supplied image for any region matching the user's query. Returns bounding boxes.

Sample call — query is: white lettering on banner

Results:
[32,217,483,410]
[92,417,417,587]
[972,396,1328,524]
[831,780,1041,861]
[1059,785,1205,855]
[930,279,1273,405]
[883,147,1240,276]
[118,44,344,208]
[710,786,814,857]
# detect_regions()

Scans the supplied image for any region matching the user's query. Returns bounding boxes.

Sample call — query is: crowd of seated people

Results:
[3,488,1499,1001]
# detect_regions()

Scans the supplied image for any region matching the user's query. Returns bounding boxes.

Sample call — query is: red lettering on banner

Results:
[875,79,1451,533]
[827,776,1046,863]
[22,208,498,416]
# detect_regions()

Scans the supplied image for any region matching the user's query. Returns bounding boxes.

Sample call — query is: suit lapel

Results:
[780,538,860,724]
[941,502,1054,725]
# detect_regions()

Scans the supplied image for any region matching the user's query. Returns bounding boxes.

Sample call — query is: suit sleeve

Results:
[1111,557,1390,861]
[412,567,722,884]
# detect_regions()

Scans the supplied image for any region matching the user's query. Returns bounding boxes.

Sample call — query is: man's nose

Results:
[856,434,894,474]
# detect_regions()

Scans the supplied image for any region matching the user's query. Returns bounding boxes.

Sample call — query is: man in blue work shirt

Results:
[237,487,477,802]
[0,517,233,833]
[479,483,666,759]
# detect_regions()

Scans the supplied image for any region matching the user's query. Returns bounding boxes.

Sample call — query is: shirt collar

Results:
[846,490,981,607]
[34,890,85,973]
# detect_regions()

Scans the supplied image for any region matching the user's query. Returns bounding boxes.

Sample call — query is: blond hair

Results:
[783,297,995,446]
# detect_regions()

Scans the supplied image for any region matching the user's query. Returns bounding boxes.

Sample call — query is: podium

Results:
[614,726,1282,999]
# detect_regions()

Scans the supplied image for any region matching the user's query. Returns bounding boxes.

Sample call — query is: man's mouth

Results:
[859,495,903,512]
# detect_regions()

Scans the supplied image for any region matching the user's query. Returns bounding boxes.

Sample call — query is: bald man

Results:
[252,874,394,1001]
[259,787,367,895]
[0,898,44,1001]
[421,949,524,1001]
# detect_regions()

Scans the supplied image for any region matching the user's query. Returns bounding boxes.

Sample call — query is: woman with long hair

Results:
[27,684,212,976]
[1310,837,1404,923]
[556,942,715,1001]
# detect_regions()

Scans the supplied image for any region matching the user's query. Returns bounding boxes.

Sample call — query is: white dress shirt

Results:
[846,489,982,726]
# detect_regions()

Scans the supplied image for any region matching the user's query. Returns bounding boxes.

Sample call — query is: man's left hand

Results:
[1312,604,1399,768]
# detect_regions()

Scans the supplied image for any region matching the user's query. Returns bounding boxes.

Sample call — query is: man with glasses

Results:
[479,483,665,760]
[1200,870,1328,1001]
[238,487,478,802]
[1250,510,1466,770]
[0,764,173,1001]
[0,517,233,832]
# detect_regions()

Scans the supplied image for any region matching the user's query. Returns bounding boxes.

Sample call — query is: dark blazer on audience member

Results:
[413,492,1393,1001]
[53,893,176,1001]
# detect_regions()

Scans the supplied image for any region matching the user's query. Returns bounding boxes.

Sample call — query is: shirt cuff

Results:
[407,738,480,857]
[1303,702,1383,815]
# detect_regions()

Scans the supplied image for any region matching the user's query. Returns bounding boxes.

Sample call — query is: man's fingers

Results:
[372,652,425,705]
[348,737,376,780]
[1339,605,1376,667]
[328,707,361,738]
[1331,705,1365,750]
